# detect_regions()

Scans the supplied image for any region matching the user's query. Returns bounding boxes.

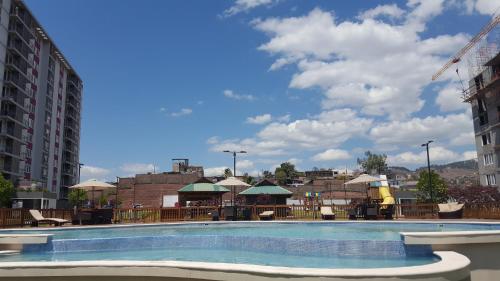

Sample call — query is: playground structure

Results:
[349,175,396,220]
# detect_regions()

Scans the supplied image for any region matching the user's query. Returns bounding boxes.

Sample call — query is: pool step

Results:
[0,234,52,251]
[26,235,433,258]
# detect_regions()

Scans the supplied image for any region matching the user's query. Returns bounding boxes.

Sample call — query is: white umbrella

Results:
[345,174,381,185]
[70,179,116,190]
[216,177,251,187]
[216,177,251,206]
[69,179,116,208]
[344,174,381,200]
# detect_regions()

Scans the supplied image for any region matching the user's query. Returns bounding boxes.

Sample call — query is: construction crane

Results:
[432,14,500,81]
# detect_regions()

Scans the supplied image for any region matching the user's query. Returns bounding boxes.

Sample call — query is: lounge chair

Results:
[259,210,274,221]
[29,210,69,227]
[438,203,464,219]
[320,206,335,220]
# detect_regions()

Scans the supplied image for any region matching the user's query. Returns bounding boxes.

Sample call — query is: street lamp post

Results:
[223,150,247,207]
[421,141,434,203]
[77,163,84,208]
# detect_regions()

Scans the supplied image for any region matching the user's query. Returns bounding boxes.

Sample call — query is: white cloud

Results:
[312,149,351,161]
[435,84,468,112]
[171,108,192,117]
[120,163,155,176]
[210,108,372,156]
[223,89,256,101]
[277,114,291,122]
[358,4,405,20]
[80,165,111,182]
[206,136,219,145]
[462,150,478,160]
[160,107,166,112]
[204,166,229,177]
[237,159,254,169]
[252,7,469,119]
[369,113,473,146]
[222,0,276,17]
[463,0,500,15]
[246,114,272,124]
[387,146,473,166]
[449,132,475,146]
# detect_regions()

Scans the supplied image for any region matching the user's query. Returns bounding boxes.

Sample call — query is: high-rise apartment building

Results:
[467,51,500,188]
[0,0,82,205]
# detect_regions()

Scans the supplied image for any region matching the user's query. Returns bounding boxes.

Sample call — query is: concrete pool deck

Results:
[0,251,471,281]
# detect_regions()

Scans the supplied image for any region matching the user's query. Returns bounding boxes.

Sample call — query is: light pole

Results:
[421,141,434,203]
[77,163,84,208]
[115,176,120,209]
[223,150,247,207]
[78,163,84,183]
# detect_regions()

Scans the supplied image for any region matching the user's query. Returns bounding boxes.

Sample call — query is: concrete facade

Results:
[468,52,500,187]
[0,0,82,202]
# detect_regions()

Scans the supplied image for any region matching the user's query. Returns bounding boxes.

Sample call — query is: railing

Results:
[2,204,500,227]
[112,204,438,222]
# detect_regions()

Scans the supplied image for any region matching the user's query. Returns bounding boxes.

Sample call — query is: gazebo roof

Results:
[178,182,230,193]
[239,179,292,196]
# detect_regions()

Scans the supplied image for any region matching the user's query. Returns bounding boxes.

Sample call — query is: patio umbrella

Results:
[69,179,116,208]
[345,174,381,185]
[344,174,381,200]
[216,177,251,206]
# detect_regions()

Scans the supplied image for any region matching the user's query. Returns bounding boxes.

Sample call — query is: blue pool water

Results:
[3,221,499,240]
[0,222,498,268]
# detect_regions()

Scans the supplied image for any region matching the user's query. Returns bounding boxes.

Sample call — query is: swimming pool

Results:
[1,221,499,269]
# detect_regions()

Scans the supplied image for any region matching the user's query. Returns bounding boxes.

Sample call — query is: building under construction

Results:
[463,18,500,187]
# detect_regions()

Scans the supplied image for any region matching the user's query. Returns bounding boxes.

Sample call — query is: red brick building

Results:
[117,173,199,208]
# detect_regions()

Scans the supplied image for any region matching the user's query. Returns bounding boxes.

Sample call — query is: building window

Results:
[483,153,494,165]
[486,174,496,186]
[482,133,491,146]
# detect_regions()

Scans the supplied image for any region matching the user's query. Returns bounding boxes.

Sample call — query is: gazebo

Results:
[177,177,230,207]
[239,179,292,205]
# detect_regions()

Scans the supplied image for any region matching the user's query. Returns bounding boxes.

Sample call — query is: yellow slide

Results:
[379,186,395,208]
[378,175,395,209]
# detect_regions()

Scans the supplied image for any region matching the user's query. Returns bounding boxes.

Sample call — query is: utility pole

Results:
[223,150,247,206]
[421,141,434,202]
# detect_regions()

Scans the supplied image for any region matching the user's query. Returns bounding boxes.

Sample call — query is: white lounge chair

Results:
[320,206,336,220]
[29,210,69,227]
[438,203,464,219]
[259,211,274,220]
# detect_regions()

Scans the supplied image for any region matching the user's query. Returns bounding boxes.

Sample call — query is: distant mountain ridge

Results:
[388,159,479,188]
[417,159,478,172]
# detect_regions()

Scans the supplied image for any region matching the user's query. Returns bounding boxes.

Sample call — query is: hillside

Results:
[389,159,479,188]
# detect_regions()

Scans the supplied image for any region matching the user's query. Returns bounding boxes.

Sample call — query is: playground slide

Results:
[379,186,395,206]
[379,175,395,208]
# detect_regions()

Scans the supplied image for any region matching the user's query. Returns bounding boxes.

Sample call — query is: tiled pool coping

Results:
[0,251,470,281]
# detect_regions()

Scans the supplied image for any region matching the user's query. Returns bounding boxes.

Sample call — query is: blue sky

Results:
[24,0,500,180]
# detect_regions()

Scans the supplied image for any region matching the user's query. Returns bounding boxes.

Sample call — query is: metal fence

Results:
[2,203,500,227]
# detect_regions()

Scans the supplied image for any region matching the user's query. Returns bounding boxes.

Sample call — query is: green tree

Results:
[224,168,233,178]
[357,151,387,174]
[416,170,448,203]
[0,174,15,207]
[68,189,87,207]
[262,170,273,179]
[242,173,256,185]
[99,194,108,207]
[274,169,287,185]
[274,162,298,185]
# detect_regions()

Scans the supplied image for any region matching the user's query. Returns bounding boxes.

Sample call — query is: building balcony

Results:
[8,17,34,47]
[7,37,32,63]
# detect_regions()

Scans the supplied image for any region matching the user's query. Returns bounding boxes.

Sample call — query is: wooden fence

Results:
[0,208,73,228]
[2,203,500,227]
